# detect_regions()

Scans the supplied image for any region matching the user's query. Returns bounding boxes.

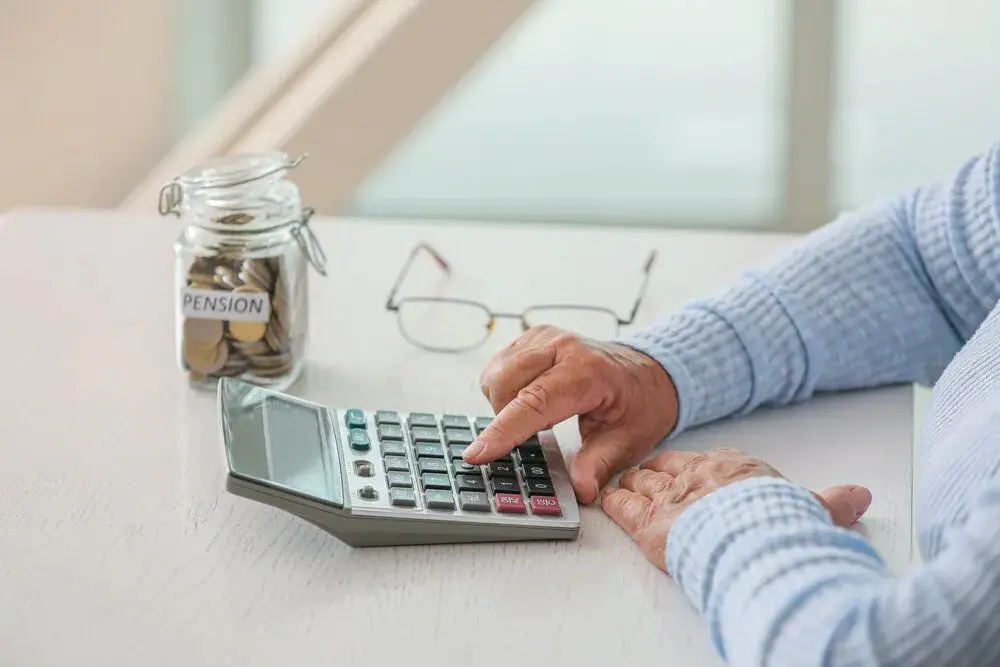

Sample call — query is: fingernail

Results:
[462,440,485,462]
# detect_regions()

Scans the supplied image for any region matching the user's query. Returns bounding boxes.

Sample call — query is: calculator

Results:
[218,378,581,547]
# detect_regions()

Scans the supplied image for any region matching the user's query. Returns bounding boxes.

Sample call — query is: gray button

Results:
[474,417,493,433]
[414,442,444,458]
[408,413,437,428]
[445,428,475,445]
[425,489,456,510]
[381,441,406,457]
[387,472,413,488]
[411,426,441,443]
[384,455,410,472]
[453,460,479,475]
[459,491,491,512]
[390,488,417,507]
[449,444,469,460]
[421,473,452,490]
[441,415,469,429]
[376,410,400,426]
[378,424,404,441]
[418,458,448,474]
[358,485,378,501]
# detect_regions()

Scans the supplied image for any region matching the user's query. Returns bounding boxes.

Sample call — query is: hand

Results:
[463,325,680,504]
[601,448,873,571]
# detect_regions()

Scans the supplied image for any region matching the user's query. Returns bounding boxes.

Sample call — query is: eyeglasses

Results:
[385,242,657,352]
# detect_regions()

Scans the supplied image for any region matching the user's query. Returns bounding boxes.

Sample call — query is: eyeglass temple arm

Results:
[620,250,658,325]
[385,242,451,310]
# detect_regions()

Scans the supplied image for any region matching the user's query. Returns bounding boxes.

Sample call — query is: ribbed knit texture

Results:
[618,142,1000,666]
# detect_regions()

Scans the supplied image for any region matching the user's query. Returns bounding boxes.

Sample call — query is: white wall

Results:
[0,0,178,211]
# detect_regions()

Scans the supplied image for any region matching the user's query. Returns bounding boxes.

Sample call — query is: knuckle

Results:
[679,454,709,474]
[515,383,552,417]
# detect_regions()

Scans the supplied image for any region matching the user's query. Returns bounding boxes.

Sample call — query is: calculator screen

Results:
[222,381,343,506]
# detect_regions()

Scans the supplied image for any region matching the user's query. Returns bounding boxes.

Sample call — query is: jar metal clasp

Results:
[291,207,328,277]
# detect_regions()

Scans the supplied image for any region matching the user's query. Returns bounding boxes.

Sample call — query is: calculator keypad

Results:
[341,409,567,519]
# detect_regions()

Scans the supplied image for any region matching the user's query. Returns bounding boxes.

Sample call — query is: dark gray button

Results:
[408,413,437,428]
[418,458,448,474]
[349,429,371,451]
[381,441,406,457]
[422,473,452,491]
[487,461,517,478]
[376,410,400,426]
[453,460,479,475]
[425,489,456,510]
[411,426,441,443]
[378,424,404,441]
[456,474,486,492]
[414,442,444,458]
[358,485,378,501]
[354,460,375,477]
[459,491,491,512]
[474,417,493,433]
[521,462,550,479]
[449,444,469,460]
[526,479,555,496]
[384,455,410,472]
[517,445,546,464]
[345,409,366,429]
[445,428,475,445]
[390,488,417,507]
[387,472,413,488]
[442,415,469,429]
[491,477,520,494]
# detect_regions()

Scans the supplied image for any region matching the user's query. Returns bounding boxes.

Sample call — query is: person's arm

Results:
[665,471,1000,666]
[620,143,1000,434]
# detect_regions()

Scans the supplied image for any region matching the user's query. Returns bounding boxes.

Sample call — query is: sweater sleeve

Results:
[665,475,1000,666]
[619,143,1000,434]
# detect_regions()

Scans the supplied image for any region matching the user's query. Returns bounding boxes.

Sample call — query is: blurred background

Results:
[2,0,998,233]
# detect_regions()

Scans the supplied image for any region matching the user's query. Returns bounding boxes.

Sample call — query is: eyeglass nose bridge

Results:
[489,311,529,332]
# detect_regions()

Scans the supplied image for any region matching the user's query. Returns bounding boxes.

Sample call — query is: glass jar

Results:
[159,152,327,391]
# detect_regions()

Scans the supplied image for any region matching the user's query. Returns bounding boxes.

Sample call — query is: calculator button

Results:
[474,417,493,433]
[411,426,441,443]
[376,410,400,426]
[354,460,375,477]
[349,429,371,451]
[521,434,541,446]
[456,474,486,492]
[358,485,378,501]
[377,424,404,441]
[445,428,475,445]
[389,488,417,507]
[441,415,470,430]
[491,477,521,494]
[525,479,555,496]
[384,456,410,472]
[516,445,546,464]
[495,493,526,514]
[421,473,453,490]
[380,441,406,457]
[487,462,517,478]
[521,462,550,480]
[408,413,437,428]
[530,495,561,516]
[418,458,449,474]
[345,409,366,429]
[414,442,444,458]
[459,491,491,512]
[387,472,413,488]
[449,444,469,460]
[453,460,479,475]
[425,489,456,510]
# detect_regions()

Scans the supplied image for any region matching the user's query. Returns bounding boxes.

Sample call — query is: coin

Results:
[215,213,254,226]
[187,273,215,290]
[247,352,292,369]
[213,266,238,289]
[216,352,248,377]
[265,316,289,352]
[237,269,268,292]
[232,340,270,356]
[249,363,293,378]
[183,318,223,345]
[241,259,273,292]
[184,338,227,374]
[229,320,267,343]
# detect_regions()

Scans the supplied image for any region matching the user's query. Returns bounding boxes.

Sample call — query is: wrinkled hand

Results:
[463,325,679,504]
[601,448,873,571]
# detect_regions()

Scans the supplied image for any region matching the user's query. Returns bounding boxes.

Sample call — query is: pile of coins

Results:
[181,253,299,384]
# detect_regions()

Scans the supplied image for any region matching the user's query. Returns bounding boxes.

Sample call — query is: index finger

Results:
[463,372,596,464]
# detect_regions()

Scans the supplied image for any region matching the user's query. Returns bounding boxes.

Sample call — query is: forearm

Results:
[621,144,1000,433]
[668,478,1000,666]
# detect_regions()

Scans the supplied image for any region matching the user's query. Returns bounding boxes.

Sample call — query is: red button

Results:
[530,495,562,516]
[495,493,526,514]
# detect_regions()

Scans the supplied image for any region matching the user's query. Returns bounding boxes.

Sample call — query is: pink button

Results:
[495,493,526,514]
[530,495,562,516]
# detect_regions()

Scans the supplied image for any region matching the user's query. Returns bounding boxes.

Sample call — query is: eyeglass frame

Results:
[384,242,657,353]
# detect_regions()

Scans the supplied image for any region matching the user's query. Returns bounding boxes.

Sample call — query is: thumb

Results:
[813,484,872,528]
[569,430,638,505]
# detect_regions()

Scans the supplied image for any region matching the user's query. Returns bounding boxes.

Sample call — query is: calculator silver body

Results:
[218,378,581,547]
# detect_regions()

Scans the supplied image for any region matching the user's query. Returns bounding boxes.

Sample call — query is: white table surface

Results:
[0,210,913,667]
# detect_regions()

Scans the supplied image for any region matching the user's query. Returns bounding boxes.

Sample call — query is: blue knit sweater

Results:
[620,142,1000,666]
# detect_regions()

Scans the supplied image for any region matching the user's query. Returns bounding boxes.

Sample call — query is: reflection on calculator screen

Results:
[262,397,331,499]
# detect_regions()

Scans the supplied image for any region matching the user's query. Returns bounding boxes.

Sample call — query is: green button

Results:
[345,409,366,429]
[349,429,371,451]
